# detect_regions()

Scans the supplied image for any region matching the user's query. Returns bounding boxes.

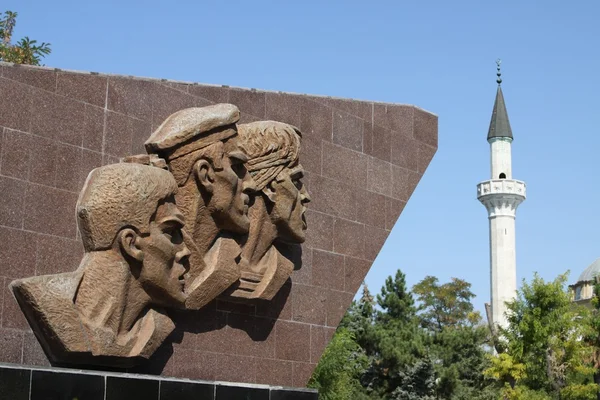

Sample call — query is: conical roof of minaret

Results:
[487,61,513,141]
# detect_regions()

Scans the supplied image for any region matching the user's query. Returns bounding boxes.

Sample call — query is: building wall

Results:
[0,62,437,386]
[571,281,594,307]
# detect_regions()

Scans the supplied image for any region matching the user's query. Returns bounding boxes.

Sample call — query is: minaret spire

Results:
[496,59,502,85]
[477,60,526,329]
[488,60,513,141]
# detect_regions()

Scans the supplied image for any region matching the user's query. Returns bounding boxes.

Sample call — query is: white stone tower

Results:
[477,60,526,329]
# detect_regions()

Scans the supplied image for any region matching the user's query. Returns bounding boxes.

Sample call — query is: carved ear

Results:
[193,159,214,194]
[118,228,143,262]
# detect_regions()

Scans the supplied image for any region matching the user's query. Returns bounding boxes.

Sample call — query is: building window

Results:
[499,173,506,179]
[575,286,582,301]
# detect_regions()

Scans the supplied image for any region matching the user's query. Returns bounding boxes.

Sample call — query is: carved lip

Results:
[175,262,186,288]
[241,193,250,215]
[301,208,307,230]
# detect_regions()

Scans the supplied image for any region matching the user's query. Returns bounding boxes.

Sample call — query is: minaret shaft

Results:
[489,215,517,327]
[478,186,525,327]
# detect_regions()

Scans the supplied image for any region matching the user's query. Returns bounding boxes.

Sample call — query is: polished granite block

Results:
[160,380,214,400]
[0,367,30,400]
[31,370,104,400]
[271,388,319,400]
[106,376,159,400]
[216,384,269,400]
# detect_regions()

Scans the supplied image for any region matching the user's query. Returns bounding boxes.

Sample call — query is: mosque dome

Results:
[577,258,600,283]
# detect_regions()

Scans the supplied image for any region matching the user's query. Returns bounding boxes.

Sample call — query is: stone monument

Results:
[0,62,437,390]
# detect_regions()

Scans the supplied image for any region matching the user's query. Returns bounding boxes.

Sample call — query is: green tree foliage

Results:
[365,271,432,398]
[308,269,600,399]
[485,273,598,399]
[390,356,437,400]
[431,324,498,400]
[377,270,415,323]
[308,327,368,400]
[0,11,51,65]
[315,271,492,399]
[413,276,481,331]
[313,271,600,399]
[413,276,497,400]
[584,280,600,400]
[340,283,377,355]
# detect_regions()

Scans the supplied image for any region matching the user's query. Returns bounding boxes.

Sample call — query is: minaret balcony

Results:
[477,179,526,199]
[477,179,526,217]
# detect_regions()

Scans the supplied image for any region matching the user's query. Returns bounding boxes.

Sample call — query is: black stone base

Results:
[0,363,318,400]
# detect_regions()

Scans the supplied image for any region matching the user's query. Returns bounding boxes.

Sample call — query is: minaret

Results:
[477,60,526,329]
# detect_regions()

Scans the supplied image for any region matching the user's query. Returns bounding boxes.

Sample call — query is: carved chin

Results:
[295,230,306,243]
[278,223,306,244]
[236,215,251,232]
[215,208,251,234]
[161,286,187,307]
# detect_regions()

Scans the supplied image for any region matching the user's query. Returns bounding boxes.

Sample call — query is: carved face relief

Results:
[137,197,190,307]
[268,165,311,244]
[212,139,257,234]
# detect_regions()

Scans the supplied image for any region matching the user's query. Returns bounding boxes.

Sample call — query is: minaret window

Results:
[499,173,506,179]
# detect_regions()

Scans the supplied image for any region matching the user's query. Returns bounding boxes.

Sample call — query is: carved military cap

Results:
[145,103,240,160]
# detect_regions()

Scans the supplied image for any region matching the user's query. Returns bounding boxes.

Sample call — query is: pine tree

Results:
[377,270,415,323]
[340,283,377,355]
[370,270,431,398]
[390,356,437,400]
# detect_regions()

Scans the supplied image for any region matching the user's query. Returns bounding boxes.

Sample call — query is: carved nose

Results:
[301,186,311,204]
[176,236,192,262]
[242,173,258,194]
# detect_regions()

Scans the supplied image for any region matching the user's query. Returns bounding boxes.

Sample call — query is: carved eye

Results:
[293,178,303,190]
[231,162,246,179]
[164,226,183,243]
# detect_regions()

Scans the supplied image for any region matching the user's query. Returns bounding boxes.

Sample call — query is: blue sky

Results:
[6,1,600,314]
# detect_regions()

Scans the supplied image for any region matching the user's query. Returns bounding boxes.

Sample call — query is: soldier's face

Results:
[137,198,190,307]
[269,165,311,244]
[211,139,257,234]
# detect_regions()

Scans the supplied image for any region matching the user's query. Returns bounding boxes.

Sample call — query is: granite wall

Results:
[0,62,437,387]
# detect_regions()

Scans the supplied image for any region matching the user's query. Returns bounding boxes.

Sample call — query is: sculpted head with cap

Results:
[145,105,257,252]
[144,104,258,310]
